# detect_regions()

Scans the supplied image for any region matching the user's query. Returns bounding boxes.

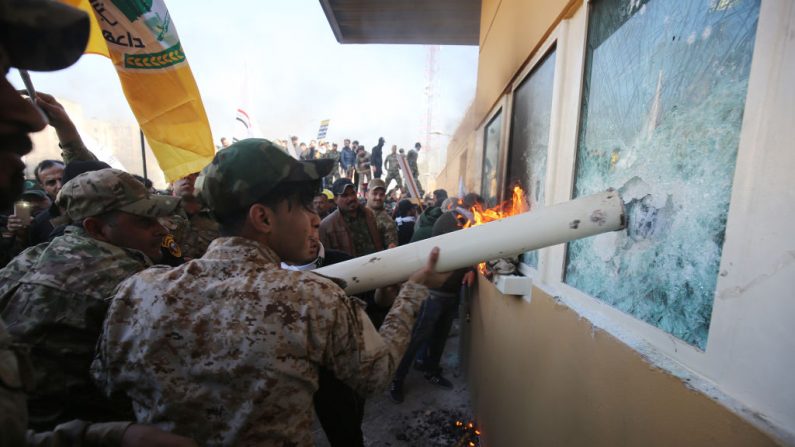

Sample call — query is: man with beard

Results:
[0,0,196,444]
[319,178,382,257]
[365,178,397,249]
[1,169,180,427]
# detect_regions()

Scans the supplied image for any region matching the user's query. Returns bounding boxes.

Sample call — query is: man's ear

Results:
[248,203,275,234]
[83,216,110,242]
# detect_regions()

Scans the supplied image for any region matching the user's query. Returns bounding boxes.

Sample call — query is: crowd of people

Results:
[0,1,482,446]
[267,136,426,200]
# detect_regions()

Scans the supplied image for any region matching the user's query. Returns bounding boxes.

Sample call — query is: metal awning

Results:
[319,0,480,45]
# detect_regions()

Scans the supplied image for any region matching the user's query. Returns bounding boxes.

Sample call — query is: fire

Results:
[463,185,529,229]
[463,185,529,274]
[453,419,482,446]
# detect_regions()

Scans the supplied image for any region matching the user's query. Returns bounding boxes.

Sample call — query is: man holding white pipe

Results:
[92,139,452,446]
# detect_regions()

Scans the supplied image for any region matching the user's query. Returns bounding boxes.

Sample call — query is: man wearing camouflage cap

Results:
[0,1,198,445]
[92,138,451,445]
[366,178,398,249]
[0,169,179,428]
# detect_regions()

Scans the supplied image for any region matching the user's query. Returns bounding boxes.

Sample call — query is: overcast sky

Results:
[12,0,478,154]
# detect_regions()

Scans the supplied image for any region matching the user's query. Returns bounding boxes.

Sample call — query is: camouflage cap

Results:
[368,178,386,191]
[331,178,355,196]
[196,138,334,217]
[57,169,180,221]
[0,0,90,71]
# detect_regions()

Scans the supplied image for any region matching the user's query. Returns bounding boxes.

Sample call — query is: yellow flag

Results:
[60,0,110,57]
[60,0,214,181]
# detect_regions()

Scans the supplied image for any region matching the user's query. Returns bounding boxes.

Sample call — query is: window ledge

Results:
[493,273,533,299]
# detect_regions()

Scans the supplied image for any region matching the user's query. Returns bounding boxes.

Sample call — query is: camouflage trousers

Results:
[383,171,402,191]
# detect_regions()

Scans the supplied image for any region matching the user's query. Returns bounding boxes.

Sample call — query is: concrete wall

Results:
[467,281,779,446]
[449,0,795,445]
[26,99,168,189]
[475,0,579,120]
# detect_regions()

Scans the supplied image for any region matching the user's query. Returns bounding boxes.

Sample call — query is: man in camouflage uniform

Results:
[0,2,196,444]
[366,178,398,249]
[383,144,402,191]
[0,169,179,428]
[162,172,219,259]
[323,142,342,186]
[92,139,450,446]
[319,178,383,257]
[407,142,424,197]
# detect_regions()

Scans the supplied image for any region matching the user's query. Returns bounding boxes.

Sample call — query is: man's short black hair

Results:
[462,193,484,209]
[432,189,448,207]
[33,159,65,182]
[217,180,321,236]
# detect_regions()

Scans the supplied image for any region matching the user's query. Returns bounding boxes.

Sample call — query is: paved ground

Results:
[314,322,476,446]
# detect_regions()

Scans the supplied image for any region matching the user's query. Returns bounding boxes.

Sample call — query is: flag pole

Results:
[140,129,148,181]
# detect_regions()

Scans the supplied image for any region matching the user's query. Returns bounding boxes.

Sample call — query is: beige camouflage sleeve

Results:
[321,281,428,396]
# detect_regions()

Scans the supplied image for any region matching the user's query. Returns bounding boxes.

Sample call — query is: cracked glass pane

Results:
[565,0,760,349]
[481,111,502,206]
[507,49,557,269]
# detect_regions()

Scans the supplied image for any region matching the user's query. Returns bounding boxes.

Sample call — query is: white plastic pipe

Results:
[315,190,626,295]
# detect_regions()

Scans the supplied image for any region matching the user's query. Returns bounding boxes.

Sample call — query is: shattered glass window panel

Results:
[481,111,502,206]
[564,0,760,350]
[507,49,557,269]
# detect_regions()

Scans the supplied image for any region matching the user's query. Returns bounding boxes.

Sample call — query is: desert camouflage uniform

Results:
[0,226,151,428]
[161,208,219,259]
[372,207,398,248]
[92,236,428,446]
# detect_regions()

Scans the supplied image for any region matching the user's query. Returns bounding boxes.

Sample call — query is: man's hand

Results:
[6,215,31,233]
[408,247,452,289]
[121,424,198,447]
[34,92,81,143]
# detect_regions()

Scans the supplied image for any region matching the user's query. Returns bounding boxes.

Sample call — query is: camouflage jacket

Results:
[323,149,341,169]
[384,153,400,173]
[1,319,132,447]
[371,207,398,248]
[92,236,428,446]
[0,226,151,427]
[161,208,219,259]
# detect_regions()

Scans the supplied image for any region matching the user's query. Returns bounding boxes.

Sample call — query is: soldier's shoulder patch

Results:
[162,234,182,258]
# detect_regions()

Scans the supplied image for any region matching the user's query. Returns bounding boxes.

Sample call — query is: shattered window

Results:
[481,111,502,206]
[507,49,556,269]
[565,0,760,349]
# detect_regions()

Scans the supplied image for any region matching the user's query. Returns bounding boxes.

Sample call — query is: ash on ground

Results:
[315,321,475,447]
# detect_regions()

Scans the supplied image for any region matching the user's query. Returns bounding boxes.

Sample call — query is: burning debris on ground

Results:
[389,408,480,447]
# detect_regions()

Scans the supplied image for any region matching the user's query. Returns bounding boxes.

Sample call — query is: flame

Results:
[464,185,529,274]
[463,185,529,229]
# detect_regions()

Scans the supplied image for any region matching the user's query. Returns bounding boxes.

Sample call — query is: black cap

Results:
[331,178,355,196]
[0,0,90,71]
[62,160,112,185]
